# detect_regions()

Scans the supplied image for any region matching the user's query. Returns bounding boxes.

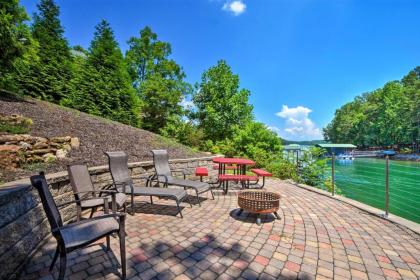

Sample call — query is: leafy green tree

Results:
[193,60,253,141]
[401,67,420,148]
[125,26,191,132]
[211,122,282,167]
[63,20,140,126]
[23,0,72,101]
[0,0,37,91]
[160,116,205,148]
[324,67,419,149]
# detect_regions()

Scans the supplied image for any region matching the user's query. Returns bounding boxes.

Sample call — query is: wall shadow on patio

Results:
[130,233,248,279]
[128,233,296,280]
[21,241,124,279]
[129,202,187,217]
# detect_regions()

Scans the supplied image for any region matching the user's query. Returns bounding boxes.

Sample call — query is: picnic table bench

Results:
[195,167,208,182]
[251,168,272,188]
[218,174,259,194]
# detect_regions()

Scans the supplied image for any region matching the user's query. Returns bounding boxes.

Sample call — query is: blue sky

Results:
[21,0,420,140]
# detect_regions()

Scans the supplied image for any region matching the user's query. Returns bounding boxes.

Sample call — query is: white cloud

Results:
[222,0,246,16]
[179,97,194,110]
[275,105,323,140]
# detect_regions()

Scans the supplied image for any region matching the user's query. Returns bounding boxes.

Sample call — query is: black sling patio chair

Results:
[30,173,126,280]
[105,151,190,217]
[67,164,128,221]
[151,150,214,206]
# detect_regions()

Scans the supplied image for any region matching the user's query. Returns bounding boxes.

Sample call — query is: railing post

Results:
[296,150,299,175]
[385,155,389,217]
[331,152,335,196]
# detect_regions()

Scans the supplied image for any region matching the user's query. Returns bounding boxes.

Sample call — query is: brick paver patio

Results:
[21,179,420,280]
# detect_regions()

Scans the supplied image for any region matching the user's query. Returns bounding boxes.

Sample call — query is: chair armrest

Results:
[171,170,186,179]
[145,174,156,187]
[112,181,133,194]
[131,174,151,180]
[56,196,110,209]
[156,174,169,186]
[56,212,126,231]
[72,191,117,211]
[73,190,118,195]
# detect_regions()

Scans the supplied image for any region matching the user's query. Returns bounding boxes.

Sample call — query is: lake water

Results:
[327,158,420,223]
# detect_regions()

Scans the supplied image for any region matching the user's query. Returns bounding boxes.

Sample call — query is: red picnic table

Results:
[212,157,257,194]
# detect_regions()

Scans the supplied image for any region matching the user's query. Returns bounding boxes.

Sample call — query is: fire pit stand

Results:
[237,190,281,225]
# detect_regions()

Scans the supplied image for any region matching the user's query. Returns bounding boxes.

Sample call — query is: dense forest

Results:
[324,68,419,150]
[0,0,282,167]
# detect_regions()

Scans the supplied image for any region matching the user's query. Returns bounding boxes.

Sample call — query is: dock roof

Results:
[316,143,357,148]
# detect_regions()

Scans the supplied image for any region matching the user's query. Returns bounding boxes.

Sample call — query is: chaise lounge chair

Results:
[30,173,126,280]
[67,164,128,221]
[151,150,214,206]
[105,151,189,218]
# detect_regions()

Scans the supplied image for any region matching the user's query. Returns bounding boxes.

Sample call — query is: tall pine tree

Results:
[63,20,141,127]
[0,0,37,92]
[25,0,72,101]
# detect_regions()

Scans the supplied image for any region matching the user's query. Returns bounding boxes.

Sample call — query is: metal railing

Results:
[327,154,419,223]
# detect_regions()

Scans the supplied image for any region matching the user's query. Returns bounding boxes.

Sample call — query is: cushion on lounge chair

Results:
[166,177,210,193]
[80,192,127,208]
[130,186,187,201]
[60,216,119,248]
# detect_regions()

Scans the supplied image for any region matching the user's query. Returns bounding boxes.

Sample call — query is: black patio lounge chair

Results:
[151,150,214,206]
[30,173,126,280]
[68,164,128,221]
[105,151,189,217]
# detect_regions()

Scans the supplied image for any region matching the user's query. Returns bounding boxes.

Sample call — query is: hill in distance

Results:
[281,139,326,146]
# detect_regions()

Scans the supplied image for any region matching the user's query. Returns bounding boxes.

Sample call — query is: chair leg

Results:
[76,206,81,222]
[195,189,201,207]
[89,207,97,218]
[131,193,135,215]
[50,246,59,271]
[150,196,153,204]
[58,251,67,280]
[106,235,110,251]
[176,200,183,218]
[119,225,126,279]
[210,189,215,200]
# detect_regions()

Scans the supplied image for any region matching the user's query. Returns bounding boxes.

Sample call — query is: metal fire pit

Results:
[237,190,281,225]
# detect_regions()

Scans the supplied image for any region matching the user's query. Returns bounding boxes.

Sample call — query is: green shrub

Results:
[297,147,328,186]
[0,116,33,134]
[323,177,342,195]
[266,158,297,180]
[399,147,413,154]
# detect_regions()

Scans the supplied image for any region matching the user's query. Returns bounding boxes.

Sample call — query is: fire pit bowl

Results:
[237,190,281,225]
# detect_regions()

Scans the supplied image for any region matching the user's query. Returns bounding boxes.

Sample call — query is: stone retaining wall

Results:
[0,155,217,280]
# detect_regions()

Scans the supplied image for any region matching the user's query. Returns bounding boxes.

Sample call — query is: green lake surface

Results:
[327,158,420,223]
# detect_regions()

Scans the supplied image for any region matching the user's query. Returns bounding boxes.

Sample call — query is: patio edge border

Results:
[287,179,420,235]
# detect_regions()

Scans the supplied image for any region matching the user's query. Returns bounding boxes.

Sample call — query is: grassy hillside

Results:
[0,94,206,182]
